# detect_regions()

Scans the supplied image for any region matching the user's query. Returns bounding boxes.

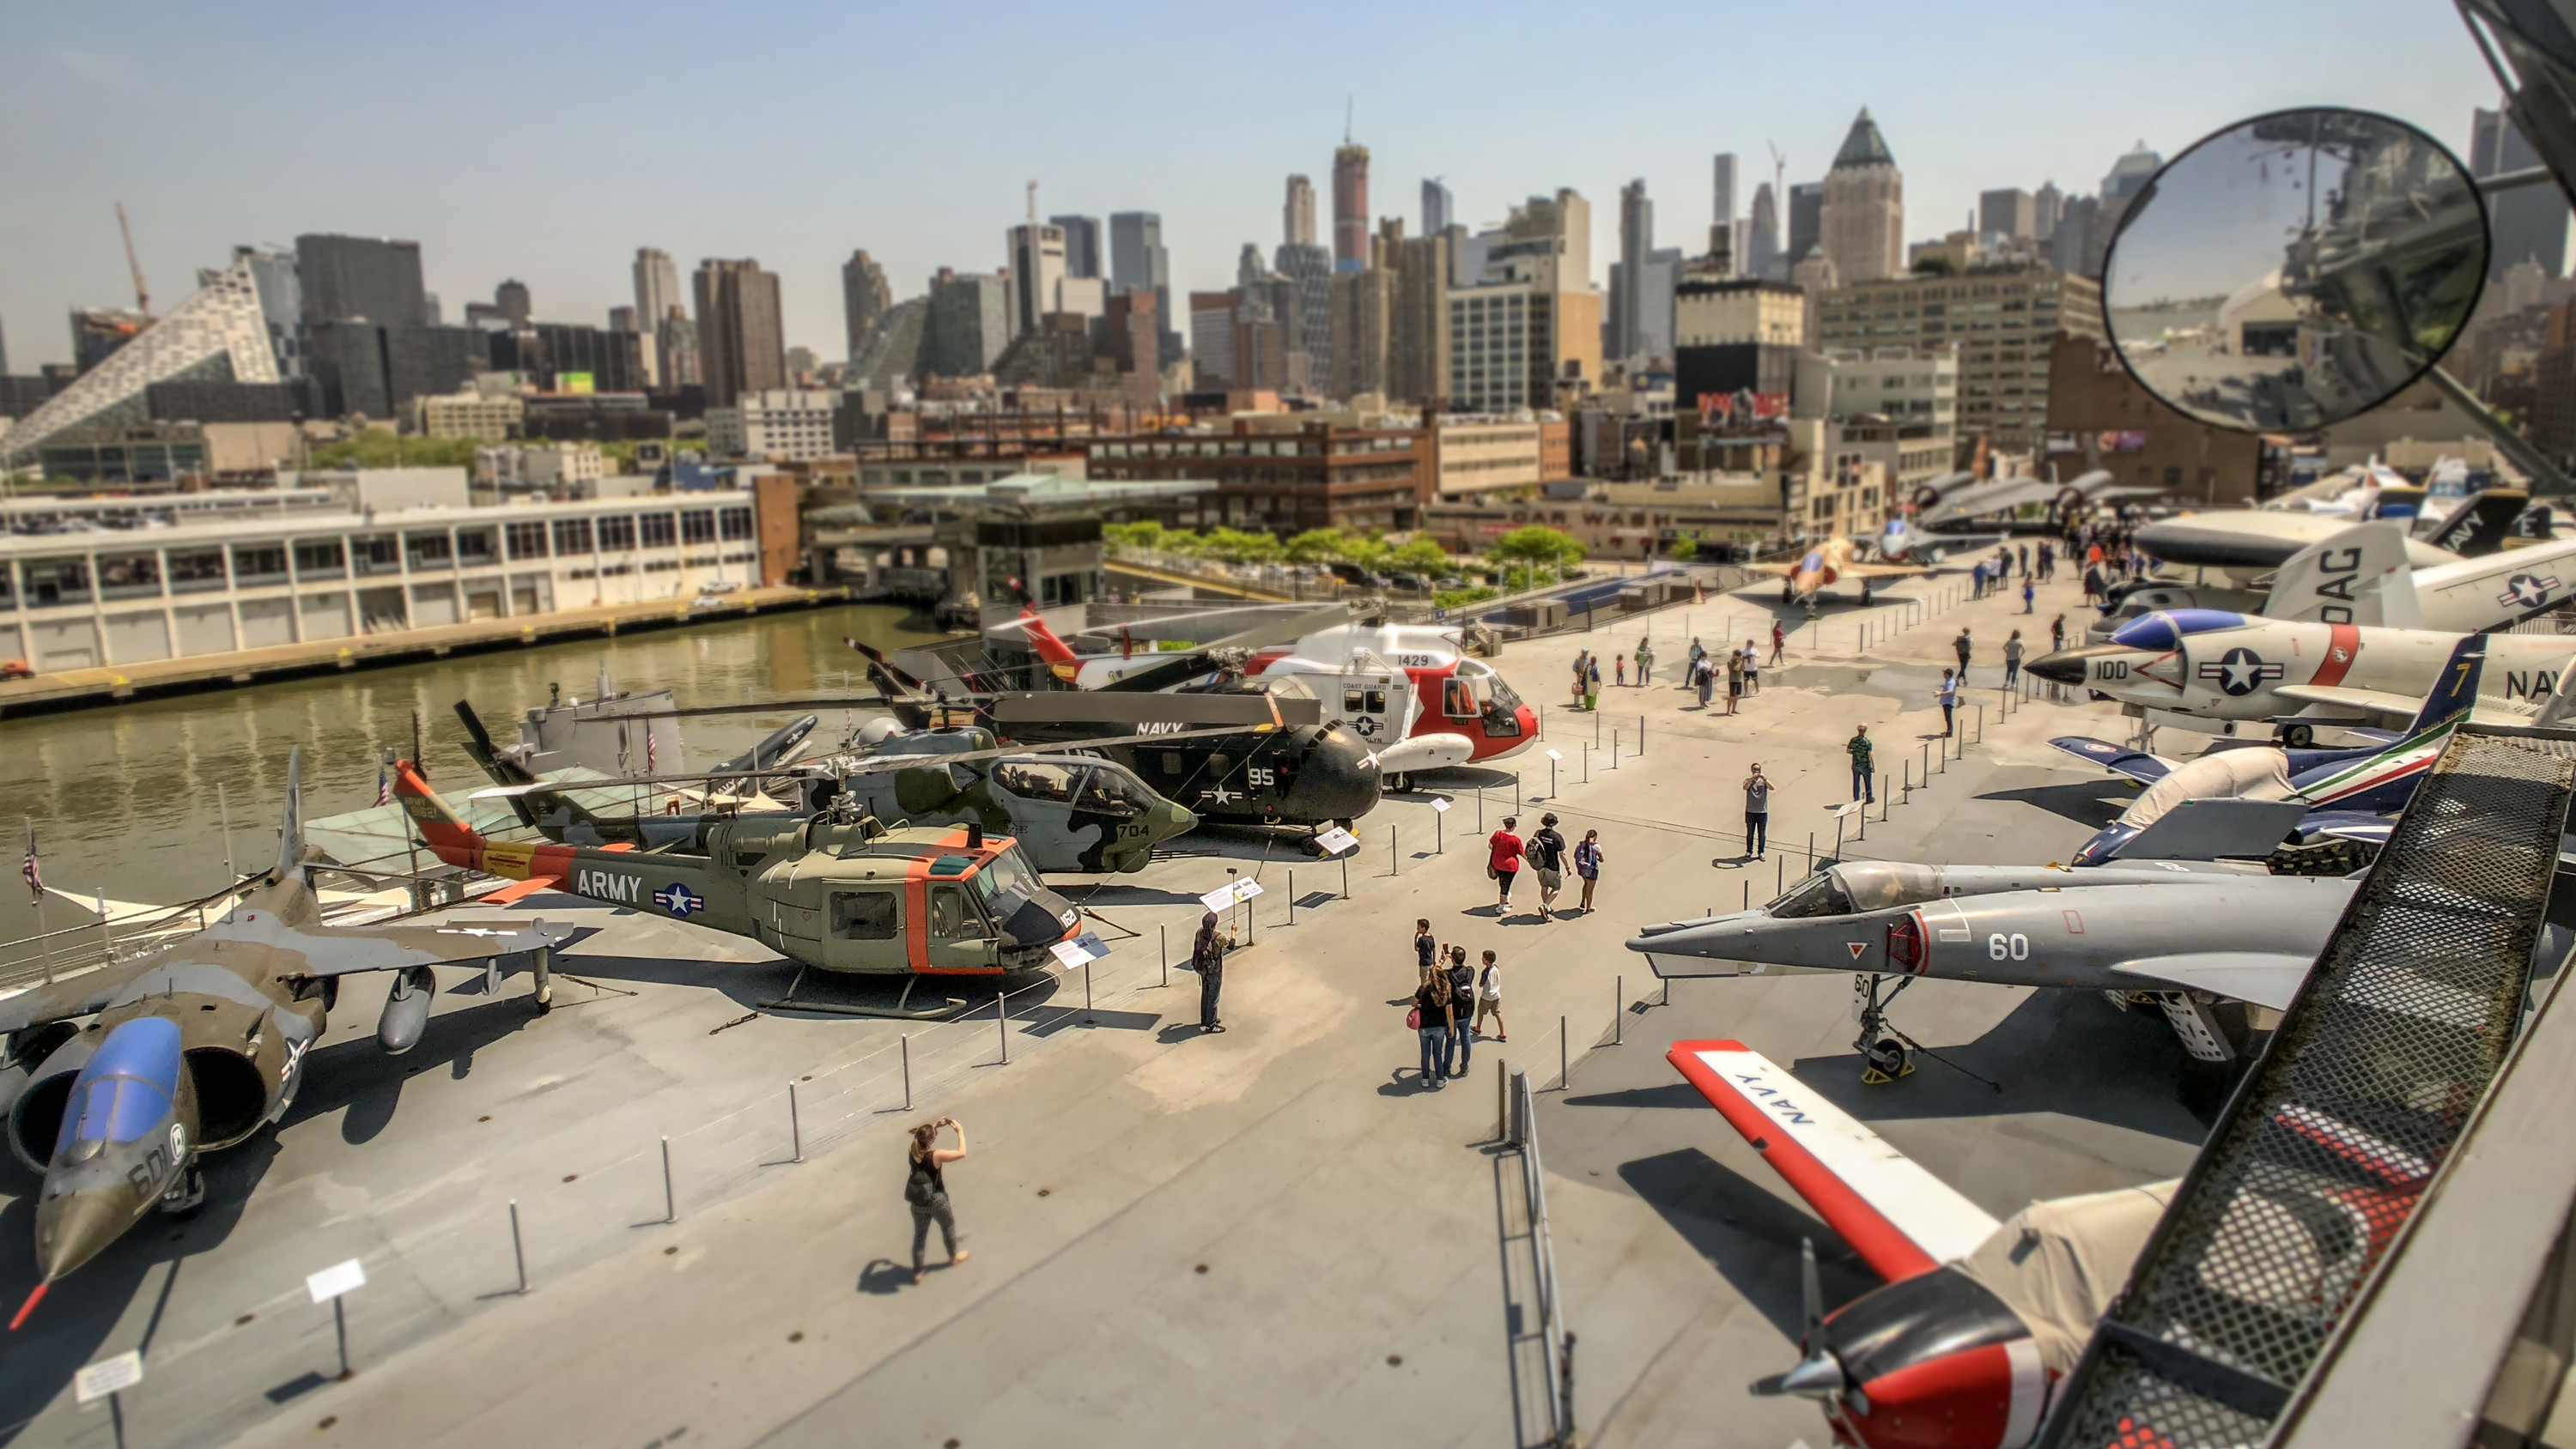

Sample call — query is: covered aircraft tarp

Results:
[2117,748,2293,831]
[1951,1180,2180,1376]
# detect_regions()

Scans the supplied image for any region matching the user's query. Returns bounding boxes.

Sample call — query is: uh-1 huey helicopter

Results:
[450,700,1199,875]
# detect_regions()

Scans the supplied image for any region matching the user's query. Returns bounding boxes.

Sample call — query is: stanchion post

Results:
[1159,924,1169,985]
[902,1034,912,1110]
[510,1200,528,1294]
[661,1136,676,1224]
[1614,975,1622,1046]
[1340,854,1350,900]
[1289,869,1297,925]
[1391,826,1398,876]
[789,1082,803,1163]
[998,990,1011,1064]
[1084,959,1095,1024]
[1559,1016,1570,1090]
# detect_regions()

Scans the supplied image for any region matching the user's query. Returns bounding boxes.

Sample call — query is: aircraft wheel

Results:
[2280,724,2316,749]
[1335,817,1355,832]
[1782,582,1794,603]
[1387,773,1411,793]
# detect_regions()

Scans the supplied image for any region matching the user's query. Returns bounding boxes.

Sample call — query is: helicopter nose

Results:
[1167,802,1196,832]
[2027,646,2115,687]
[33,1185,143,1285]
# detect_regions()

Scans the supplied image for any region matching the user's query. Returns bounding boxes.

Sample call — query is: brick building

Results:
[1079,421,1428,534]
[2041,334,2268,507]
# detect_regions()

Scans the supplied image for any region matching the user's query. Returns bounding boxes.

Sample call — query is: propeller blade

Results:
[1801,1234,1823,1343]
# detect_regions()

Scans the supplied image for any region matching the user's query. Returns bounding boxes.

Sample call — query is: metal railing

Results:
[1508,1064,1575,1446]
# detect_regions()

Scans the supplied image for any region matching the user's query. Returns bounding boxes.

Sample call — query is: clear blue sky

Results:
[0,0,2524,369]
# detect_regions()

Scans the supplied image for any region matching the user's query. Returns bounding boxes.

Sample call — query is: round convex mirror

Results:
[2101,108,2488,432]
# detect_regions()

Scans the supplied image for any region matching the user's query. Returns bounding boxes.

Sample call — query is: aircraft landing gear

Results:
[1783,580,1795,604]
[1861,581,1875,607]
[531,945,553,1016]
[2279,723,2317,749]
[159,1164,207,1216]
[1854,975,1917,1085]
[1387,773,1411,793]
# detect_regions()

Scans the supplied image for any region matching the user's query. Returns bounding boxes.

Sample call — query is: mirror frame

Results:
[2099,106,2493,434]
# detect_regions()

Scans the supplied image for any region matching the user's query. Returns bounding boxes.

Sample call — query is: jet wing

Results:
[2109,952,2316,1011]
[1838,561,1937,579]
[0,965,158,1036]
[2272,684,2427,719]
[2049,736,2172,785]
[1668,1039,2001,1282]
[276,919,579,979]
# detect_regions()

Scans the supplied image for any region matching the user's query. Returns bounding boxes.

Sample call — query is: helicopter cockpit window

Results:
[831,890,900,940]
[928,883,987,942]
[971,846,1042,908]
[1767,872,1856,919]
[1073,767,1145,816]
[1444,679,1476,718]
[1481,673,1526,736]
[993,761,1078,802]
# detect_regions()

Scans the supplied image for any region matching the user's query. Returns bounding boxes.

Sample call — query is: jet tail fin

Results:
[2408,636,2488,737]
[394,761,485,866]
[277,746,307,882]
[2260,520,2421,628]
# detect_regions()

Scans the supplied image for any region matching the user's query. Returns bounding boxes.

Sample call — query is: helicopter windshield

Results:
[1073,765,1152,817]
[971,845,1044,909]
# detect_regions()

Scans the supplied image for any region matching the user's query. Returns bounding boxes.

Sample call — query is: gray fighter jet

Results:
[1625,861,2357,1076]
[0,749,570,1325]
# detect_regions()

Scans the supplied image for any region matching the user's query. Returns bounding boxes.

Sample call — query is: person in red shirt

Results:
[1489,815,1524,912]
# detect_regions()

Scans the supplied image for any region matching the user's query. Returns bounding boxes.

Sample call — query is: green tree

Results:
[1104,521,1169,551]
[1669,534,1699,561]
[1201,527,1283,565]
[1284,528,1348,565]
[1485,525,1586,587]
[1390,537,1452,573]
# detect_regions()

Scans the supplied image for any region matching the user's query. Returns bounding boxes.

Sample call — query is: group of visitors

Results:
[1409,920,1507,1088]
[1684,636,1771,714]
[1485,812,1600,919]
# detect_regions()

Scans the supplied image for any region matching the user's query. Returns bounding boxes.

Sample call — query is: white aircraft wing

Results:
[2110,952,2315,1011]
[2272,683,2428,719]
[1668,1039,2000,1282]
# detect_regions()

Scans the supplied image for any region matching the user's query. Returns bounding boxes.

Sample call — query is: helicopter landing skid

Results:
[761,967,971,1021]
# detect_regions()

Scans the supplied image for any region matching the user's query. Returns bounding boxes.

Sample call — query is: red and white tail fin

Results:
[395,761,483,866]
[1018,606,1081,682]
[1668,1040,2000,1282]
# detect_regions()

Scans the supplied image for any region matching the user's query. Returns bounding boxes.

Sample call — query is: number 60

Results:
[1988,932,2029,961]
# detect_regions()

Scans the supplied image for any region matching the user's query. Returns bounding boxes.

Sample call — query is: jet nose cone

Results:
[2027,646,2106,687]
[33,1188,141,1284]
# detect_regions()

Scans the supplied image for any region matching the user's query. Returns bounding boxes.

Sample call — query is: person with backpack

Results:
[1191,909,1226,1033]
[1572,829,1604,912]
[1528,812,1569,919]
[1472,949,1506,1043]
[1443,949,1481,1076]
[904,1118,971,1285]
[1953,627,1973,685]
[1412,967,1455,1089]
[1489,816,1525,912]
[1584,657,1602,711]
[2004,629,2026,689]
[1635,638,1655,686]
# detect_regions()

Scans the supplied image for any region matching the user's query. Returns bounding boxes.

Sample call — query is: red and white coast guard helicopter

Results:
[1012,609,1535,789]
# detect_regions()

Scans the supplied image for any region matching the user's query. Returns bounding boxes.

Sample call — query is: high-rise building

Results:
[1006,221,1068,337]
[0,315,10,376]
[2475,109,2568,278]
[2051,195,2102,277]
[1276,241,1334,394]
[609,305,638,334]
[2,257,286,467]
[841,250,891,358]
[846,296,927,391]
[1383,221,1452,405]
[1050,215,1103,281]
[1979,188,2037,242]
[1787,183,1826,270]
[1334,142,1372,271]
[1109,211,1176,365]
[1455,189,1601,406]
[1103,290,1158,377]
[2032,183,2064,243]
[1747,184,1783,281]
[1284,175,1317,248]
[1190,290,1242,389]
[659,310,701,388]
[1611,179,1655,363]
[693,258,787,407]
[2090,142,2163,275]
[921,270,1011,378]
[1820,109,1905,285]
[1811,264,2104,452]
[1711,153,1741,274]
[295,234,427,327]
[633,247,681,324]
[1423,179,1453,237]
[71,310,150,373]
[495,280,532,328]
[1329,258,1393,400]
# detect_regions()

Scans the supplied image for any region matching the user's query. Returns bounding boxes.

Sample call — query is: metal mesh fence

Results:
[2044,731,2576,1446]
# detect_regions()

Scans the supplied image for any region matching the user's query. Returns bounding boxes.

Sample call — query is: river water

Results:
[0,602,948,942]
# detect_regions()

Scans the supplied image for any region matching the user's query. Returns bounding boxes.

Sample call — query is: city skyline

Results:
[0,0,2514,369]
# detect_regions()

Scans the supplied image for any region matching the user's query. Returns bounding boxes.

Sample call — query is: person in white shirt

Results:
[1472,949,1506,1042]
[1937,669,1960,737]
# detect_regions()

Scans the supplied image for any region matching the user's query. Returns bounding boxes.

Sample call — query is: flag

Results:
[21,823,42,903]
[375,763,392,807]
[647,730,658,773]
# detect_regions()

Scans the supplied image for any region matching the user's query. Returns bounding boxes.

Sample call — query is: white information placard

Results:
[1312,827,1359,856]
[1546,749,1564,761]
[306,1258,367,1304]
[75,1351,142,1404]
[1197,885,1237,912]
[1431,798,1452,814]
[1231,877,1266,901]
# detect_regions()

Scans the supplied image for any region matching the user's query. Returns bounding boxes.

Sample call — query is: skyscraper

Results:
[1820,108,1904,285]
[1276,240,1334,395]
[841,250,891,358]
[692,258,786,407]
[1747,184,1782,280]
[2475,109,2568,278]
[295,234,427,327]
[1051,215,1103,280]
[923,270,1010,378]
[1285,175,1317,247]
[1109,212,1176,366]
[1334,142,1371,271]
[495,279,532,328]
[633,247,681,324]
[2033,182,2064,243]
[2091,142,2164,276]
[1787,183,1825,270]
[1423,179,1453,237]
[1006,221,1068,336]
[1612,179,1654,362]
[1710,154,1740,274]
[1979,188,2037,241]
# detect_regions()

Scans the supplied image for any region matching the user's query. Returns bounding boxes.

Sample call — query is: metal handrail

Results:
[1510,1065,1574,1446]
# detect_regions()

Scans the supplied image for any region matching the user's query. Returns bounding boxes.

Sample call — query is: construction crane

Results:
[116,202,149,317]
